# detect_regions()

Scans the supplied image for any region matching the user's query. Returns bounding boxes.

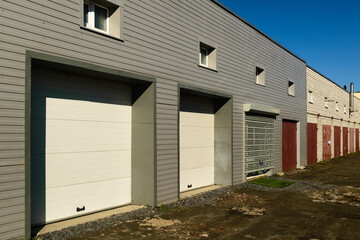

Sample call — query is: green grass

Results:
[249,177,295,188]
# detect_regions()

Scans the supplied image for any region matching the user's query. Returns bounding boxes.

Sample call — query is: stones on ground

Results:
[308,185,360,206]
[227,206,265,216]
[139,216,181,228]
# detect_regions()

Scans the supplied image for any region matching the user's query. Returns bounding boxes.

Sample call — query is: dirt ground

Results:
[66,153,360,240]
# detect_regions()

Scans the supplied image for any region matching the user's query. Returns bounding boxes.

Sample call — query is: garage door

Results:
[343,127,348,155]
[31,69,132,225]
[307,123,317,165]
[282,120,297,172]
[180,108,214,192]
[334,126,341,157]
[245,114,275,176]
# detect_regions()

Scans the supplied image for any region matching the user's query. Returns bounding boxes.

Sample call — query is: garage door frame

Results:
[177,84,233,196]
[25,51,156,238]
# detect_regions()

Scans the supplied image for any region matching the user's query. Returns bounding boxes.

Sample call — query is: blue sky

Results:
[218,0,360,92]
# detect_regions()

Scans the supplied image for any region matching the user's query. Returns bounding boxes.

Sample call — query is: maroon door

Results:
[350,128,355,153]
[356,129,359,152]
[334,126,341,157]
[282,120,297,172]
[343,127,348,155]
[307,123,317,165]
[323,125,331,161]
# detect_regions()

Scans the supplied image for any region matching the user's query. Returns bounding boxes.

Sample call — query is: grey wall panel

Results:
[0,0,306,237]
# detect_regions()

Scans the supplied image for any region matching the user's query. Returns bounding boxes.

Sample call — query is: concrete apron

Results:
[35,205,144,236]
[180,185,225,199]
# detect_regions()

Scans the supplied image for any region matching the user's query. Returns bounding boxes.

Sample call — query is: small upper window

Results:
[255,66,265,86]
[335,101,339,112]
[288,81,295,96]
[198,42,216,70]
[325,97,328,108]
[308,90,313,103]
[84,1,109,33]
[344,105,347,114]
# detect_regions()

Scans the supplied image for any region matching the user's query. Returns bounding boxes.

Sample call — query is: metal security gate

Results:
[245,113,275,176]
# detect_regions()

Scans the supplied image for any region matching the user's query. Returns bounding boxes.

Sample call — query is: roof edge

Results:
[210,0,306,63]
[307,65,349,93]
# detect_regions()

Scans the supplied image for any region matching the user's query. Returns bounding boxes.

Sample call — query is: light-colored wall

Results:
[0,1,306,238]
[306,67,360,161]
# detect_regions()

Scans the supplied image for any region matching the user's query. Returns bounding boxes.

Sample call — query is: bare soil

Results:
[65,153,360,240]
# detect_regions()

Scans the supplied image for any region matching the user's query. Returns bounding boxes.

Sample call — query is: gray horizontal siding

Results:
[0,0,306,237]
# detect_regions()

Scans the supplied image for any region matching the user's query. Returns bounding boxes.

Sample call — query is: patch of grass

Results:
[249,177,295,188]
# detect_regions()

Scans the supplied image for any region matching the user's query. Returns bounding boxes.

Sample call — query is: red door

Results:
[282,120,297,172]
[356,129,359,152]
[334,126,341,157]
[343,127,348,155]
[323,125,331,161]
[350,128,355,153]
[307,123,317,165]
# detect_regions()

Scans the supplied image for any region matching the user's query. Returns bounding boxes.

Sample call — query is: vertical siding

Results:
[1,0,306,237]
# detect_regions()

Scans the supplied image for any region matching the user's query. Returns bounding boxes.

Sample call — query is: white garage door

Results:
[180,111,214,192]
[31,69,132,225]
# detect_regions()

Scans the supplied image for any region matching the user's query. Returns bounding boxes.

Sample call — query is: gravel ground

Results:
[37,177,338,240]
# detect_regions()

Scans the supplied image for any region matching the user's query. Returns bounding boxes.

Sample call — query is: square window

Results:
[255,66,265,86]
[308,90,313,103]
[288,81,295,96]
[82,0,123,39]
[198,42,216,70]
[84,1,109,33]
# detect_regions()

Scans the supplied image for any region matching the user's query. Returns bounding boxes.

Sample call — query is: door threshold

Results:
[33,205,144,236]
[180,185,225,199]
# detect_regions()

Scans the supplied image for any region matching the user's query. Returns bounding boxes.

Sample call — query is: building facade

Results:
[0,1,307,239]
[306,66,360,164]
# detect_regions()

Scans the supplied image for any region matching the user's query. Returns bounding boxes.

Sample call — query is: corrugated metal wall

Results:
[0,0,306,238]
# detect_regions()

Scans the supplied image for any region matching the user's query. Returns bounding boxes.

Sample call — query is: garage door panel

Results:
[32,177,131,224]
[180,147,214,170]
[180,166,214,192]
[45,121,131,153]
[180,112,214,127]
[180,127,214,148]
[43,151,131,188]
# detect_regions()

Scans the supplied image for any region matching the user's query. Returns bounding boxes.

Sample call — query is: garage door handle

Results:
[76,206,85,212]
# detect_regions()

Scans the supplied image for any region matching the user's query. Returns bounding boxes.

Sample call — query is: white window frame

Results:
[199,47,209,67]
[308,90,313,103]
[344,105,347,114]
[84,1,109,34]
[336,101,339,112]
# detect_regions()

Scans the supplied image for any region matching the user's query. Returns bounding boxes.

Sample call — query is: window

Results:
[325,97,328,108]
[344,105,347,114]
[84,1,109,33]
[82,0,123,39]
[288,81,295,96]
[336,101,339,112]
[198,42,216,70]
[308,90,313,103]
[255,66,265,86]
